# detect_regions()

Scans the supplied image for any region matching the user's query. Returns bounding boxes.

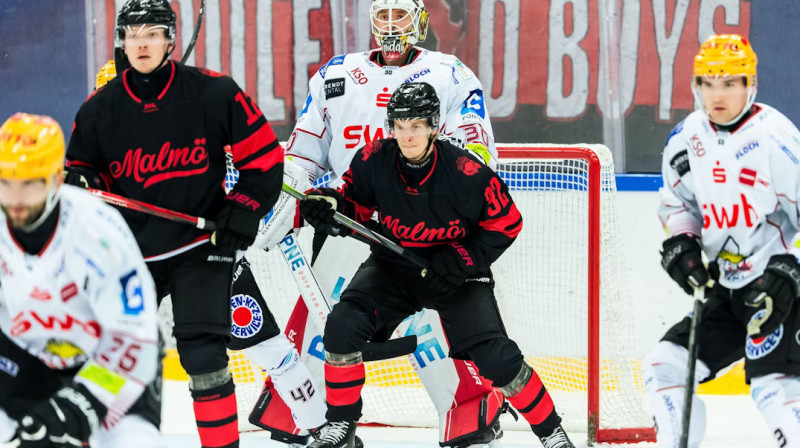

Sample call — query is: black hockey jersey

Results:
[340,139,523,268]
[67,61,283,259]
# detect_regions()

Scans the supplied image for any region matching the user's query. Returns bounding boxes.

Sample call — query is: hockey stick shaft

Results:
[281,183,430,269]
[88,189,215,231]
[181,0,206,64]
[679,285,706,448]
[277,232,417,361]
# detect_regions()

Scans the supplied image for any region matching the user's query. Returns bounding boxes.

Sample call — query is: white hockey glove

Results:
[252,158,312,251]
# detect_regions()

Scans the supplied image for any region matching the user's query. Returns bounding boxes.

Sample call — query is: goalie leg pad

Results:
[439,389,505,448]
[245,334,326,430]
[642,341,710,448]
[248,378,311,445]
[750,373,800,447]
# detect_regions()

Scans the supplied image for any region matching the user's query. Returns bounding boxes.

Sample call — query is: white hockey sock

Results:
[643,341,710,448]
[244,334,326,430]
[751,373,800,447]
[0,408,17,443]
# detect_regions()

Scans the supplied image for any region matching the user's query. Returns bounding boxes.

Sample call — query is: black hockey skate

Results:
[307,420,359,448]
[538,425,575,448]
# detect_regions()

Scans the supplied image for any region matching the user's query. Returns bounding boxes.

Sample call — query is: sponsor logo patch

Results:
[231,294,263,339]
[669,150,690,176]
[0,357,18,377]
[403,68,431,84]
[461,89,486,119]
[324,78,346,99]
[318,55,345,79]
[745,314,783,360]
[119,270,144,316]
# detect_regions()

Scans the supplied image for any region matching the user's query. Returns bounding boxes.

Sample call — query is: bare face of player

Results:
[375,8,414,66]
[0,178,51,229]
[124,24,173,74]
[393,119,436,162]
[698,76,749,124]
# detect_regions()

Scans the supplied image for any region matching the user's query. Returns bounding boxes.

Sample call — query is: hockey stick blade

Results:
[281,183,430,269]
[181,0,206,64]
[88,189,215,231]
[363,335,418,362]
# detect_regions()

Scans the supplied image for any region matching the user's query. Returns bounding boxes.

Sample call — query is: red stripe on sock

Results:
[325,362,365,384]
[521,392,555,425]
[327,384,364,407]
[196,419,239,447]
[194,392,238,422]
[507,368,557,425]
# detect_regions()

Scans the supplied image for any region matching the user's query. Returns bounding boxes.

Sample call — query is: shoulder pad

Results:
[318,54,346,79]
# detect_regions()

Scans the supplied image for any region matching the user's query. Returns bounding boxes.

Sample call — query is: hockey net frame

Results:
[213,143,656,444]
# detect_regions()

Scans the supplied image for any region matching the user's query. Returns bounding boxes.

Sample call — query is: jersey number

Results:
[235,92,264,126]
[290,379,315,402]
[485,177,510,217]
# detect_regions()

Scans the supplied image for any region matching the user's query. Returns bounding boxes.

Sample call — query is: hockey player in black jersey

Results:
[298,82,575,448]
[64,1,283,447]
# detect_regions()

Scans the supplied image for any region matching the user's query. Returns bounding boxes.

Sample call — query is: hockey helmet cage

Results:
[370,0,429,59]
[386,82,440,131]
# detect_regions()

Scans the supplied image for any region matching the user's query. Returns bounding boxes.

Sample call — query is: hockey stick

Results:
[679,285,707,448]
[88,189,215,231]
[277,232,417,361]
[180,0,206,64]
[281,183,430,269]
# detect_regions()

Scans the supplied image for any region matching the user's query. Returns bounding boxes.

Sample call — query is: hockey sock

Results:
[324,361,365,422]
[751,373,800,446]
[502,364,560,438]
[191,379,239,448]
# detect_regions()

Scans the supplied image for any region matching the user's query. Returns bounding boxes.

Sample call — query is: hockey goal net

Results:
[225,144,655,444]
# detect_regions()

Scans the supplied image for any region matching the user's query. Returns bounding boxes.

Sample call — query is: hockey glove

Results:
[423,241,485,294]
[213,189,268,253]
[298,188,349,237]
[13,384,106,448]
[743,254,800,338]
[660,234,709,295]
[63,167,105,190]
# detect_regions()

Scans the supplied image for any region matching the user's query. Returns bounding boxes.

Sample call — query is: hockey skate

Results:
[307,420,359,448]
[538,426,575,448]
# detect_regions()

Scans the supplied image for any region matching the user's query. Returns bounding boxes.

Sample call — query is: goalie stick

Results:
[88,189,215,231]
[277,231,417,361]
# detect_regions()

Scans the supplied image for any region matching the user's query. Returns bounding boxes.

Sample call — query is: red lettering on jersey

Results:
[361,141,381,161]
[376,87,392,107]
[381,215,467,243]
[109,139,209,188]
[349,67,368,85]
[690,134,706,157]
[712,167,726,183]
[459,124,490,148]
[343,125,385,150]
[11,312,100,338]
[702,194,758,229]
[30,287,51,301]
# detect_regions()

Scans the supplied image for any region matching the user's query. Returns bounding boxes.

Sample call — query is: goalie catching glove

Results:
[213,188,269,252]
[742,254,800,338]
[422,241,486,294]
[660,234,709,295]
[298,188,350,237]
[11,383,106,448]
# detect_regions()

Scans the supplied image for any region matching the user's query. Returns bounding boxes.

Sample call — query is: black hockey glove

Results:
[660,234,709,295]
[298,188,349,237]
[63,167,105,190]
[422,241,485,294]
[13,383,107,448]
[742,254,800,338]
[213,189,269,253]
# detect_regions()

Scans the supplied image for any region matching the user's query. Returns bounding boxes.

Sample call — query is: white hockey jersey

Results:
[658,104,800,289]
[286,47,497,185]
[0,186,158,426]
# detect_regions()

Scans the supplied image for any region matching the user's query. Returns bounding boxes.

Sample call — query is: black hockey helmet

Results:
[386,82,440,131]
[114,0,177,70]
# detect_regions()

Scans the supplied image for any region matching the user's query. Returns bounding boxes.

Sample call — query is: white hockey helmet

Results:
[370,0,429,61]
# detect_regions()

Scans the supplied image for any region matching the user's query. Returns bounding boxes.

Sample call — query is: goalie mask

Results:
[114,0,177,72]
[370,0,429,62]
[692,34,758,125]
[0,113,65,230]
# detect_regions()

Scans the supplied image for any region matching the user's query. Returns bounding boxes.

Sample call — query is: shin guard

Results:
[502,363,561,438]
[191,378,239,448]
[324,358,365,422]
[249,378,309,444]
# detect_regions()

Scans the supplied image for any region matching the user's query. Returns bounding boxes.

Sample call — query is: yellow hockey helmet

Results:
[694,34,757,86]
[95,60,118,90]
[0,113,65,184]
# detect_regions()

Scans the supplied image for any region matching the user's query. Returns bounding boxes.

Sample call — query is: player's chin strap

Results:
[21,182,61,233]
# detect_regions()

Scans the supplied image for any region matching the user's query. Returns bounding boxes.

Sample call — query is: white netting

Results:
[223,144,652,438]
